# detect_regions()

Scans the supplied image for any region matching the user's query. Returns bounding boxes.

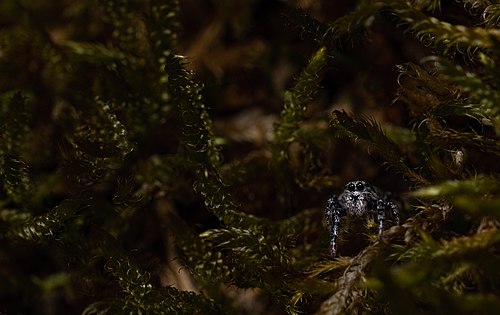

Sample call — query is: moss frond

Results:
[330,110,428,184]
[433,229,500,259]
[160,33,272,229]
[196,228,297,300]
[454,197,500,218]
[461,0,493,13]
[4,198,83,241]
[410,177,500,197]
[62,98,133,184]
[201,227,291,269]
[411,178,500,220]
[399,227,500,262]
[148,0,180,60]
[164,54,221,167]
[424,118,500,155]
[323,0,384,43]
[171,215,236,285]
[396,62,462,116]
[103,0,147,51]
[273,46,328,163]
[317,247,377,315]
[61,41,141,68]
[482,4,500,29]
[429,56,500,133]
[287,1,384,46]
[0,92,31,203]
[81,227,222,315]
[462,1,500,29]
[393,1,500,54]
[271,46,328,209]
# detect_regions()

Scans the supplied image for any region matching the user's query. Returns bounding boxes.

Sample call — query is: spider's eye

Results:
[346,183,356,191]
[356,182,365,190]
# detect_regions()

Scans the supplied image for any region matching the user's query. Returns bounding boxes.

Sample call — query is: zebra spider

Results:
[325,180,400,256]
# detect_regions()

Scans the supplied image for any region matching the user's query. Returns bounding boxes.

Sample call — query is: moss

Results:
[0,0,499,314]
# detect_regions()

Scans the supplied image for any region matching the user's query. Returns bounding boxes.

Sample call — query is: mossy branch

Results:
[316,247,378,315]
[271,46,328,211]
[4,198,83,241]
[156,13,270,228]
[62,98,133,184]
[396,62,464,117]
[61,41,142,68]
[462,1,500,29]
[330,110,429,184]
[82,227,221,315]
[482,4,500,29]
[103,0,147,51]
[324,0,384,40]
[273,46,328,163]
[148,0,180,62]
[410,177,500,197]
[410,177,500,219]
[429,56,500,134]
[287,0,384,46]
[454,197,500,218]
[392,1,500,54]
[424,118,500,155]
[0,92,31,203]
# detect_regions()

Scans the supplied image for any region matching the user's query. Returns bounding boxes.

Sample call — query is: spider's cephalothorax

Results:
[325,180,400,256]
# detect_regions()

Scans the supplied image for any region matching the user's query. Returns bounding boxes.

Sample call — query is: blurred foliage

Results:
[0,0,499,314]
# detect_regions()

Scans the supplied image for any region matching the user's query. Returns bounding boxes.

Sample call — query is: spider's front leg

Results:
[375,200,400,240]
[387,201,400,225]
[375,200,386,239]
[326,196,344,256]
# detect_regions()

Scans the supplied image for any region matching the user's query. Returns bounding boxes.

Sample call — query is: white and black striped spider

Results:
[325,180,400,256]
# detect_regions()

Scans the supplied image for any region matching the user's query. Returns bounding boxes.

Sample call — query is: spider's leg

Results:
[387,201,400,225]
[326,196,343,256]
[376,200,386,239]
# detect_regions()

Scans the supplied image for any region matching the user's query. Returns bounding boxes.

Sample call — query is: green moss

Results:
[0,0,499,314]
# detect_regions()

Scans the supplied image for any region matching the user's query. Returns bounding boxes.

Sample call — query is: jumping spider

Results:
[325,180,400,256]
